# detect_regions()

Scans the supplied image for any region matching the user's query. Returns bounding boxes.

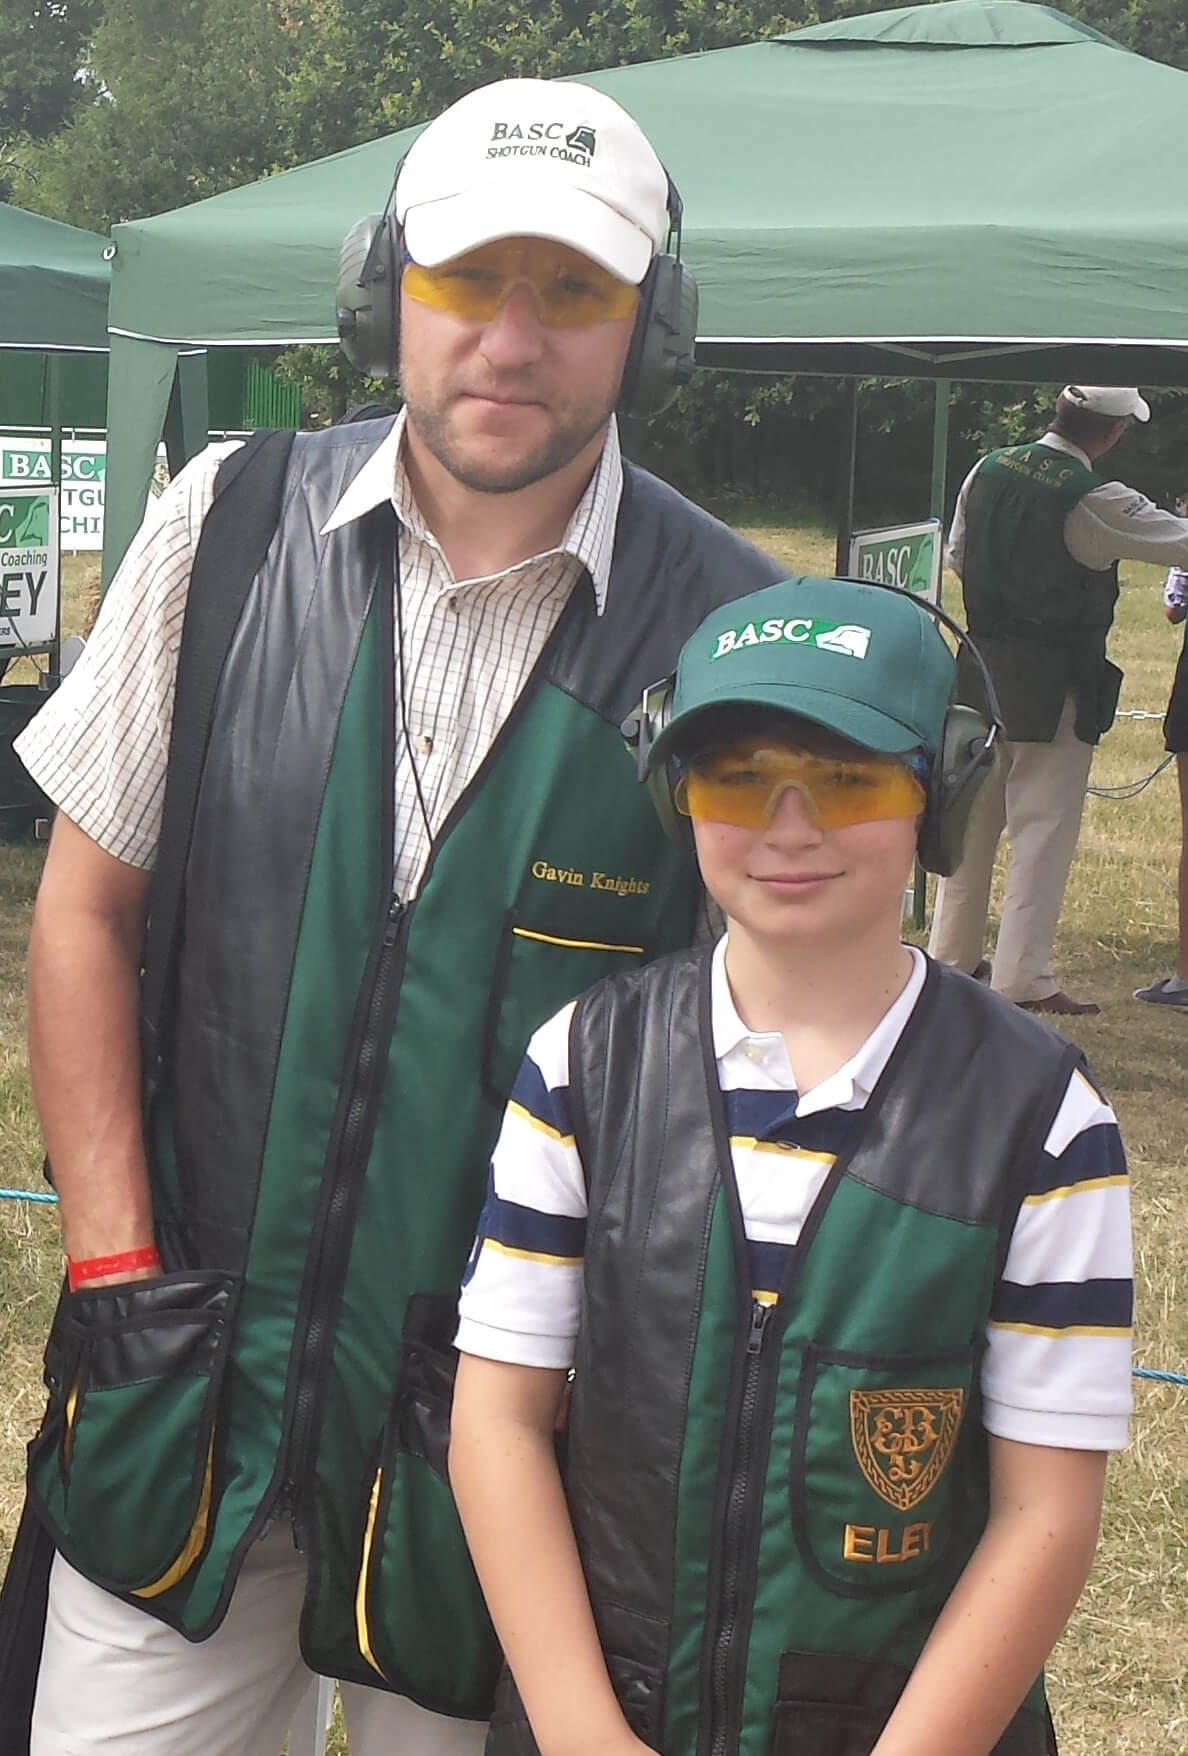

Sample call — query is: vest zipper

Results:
[707,1298,774,1756]
[285,894,406,1545]
[278,567,582,1543]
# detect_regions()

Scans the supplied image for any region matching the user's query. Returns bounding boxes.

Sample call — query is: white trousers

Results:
[928,696,1095,1003]
[30,1523,489,1756]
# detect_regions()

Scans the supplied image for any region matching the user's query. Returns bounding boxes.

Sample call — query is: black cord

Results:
[1087,753,1176,799]
[393,539,433,848]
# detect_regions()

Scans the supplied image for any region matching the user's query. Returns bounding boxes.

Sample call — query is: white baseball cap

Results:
[1060,385,1151,423]
[395,78,670,285]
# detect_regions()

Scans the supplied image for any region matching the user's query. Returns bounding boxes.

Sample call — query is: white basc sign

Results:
[0,486,60,649]
[848,519,943,603]
[0,437,106,551]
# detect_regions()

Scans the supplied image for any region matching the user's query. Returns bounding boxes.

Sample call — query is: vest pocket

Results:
[27,1271,238,1595]
[1095,658,1123,737]
[486,1666,540,1756]
[769,1653,1051,1756]
[482,914,650,1102]
[789,1343,978,1598]
[353,1292,502,1718]
[604,1649,666,1745]
[769,1650,910,1756]
[484,1648,663,1756]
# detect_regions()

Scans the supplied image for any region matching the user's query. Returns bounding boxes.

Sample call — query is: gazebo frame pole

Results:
[929,377,951,601]
[46,354,63,689]
[833,378,859,576]
[913,375,952,931]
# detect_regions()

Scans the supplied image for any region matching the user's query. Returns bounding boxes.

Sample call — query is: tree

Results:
[0,0,102,199]
[1064,0,1188,70]
[275,0,814,164]
[0,0,101,142]
[12,0,299,230]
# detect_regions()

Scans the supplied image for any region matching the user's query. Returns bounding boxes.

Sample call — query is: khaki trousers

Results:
[928,696,1094,1003]
[31,1522,488,1756]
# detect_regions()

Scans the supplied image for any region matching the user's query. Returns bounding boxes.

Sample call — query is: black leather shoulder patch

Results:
[565,947,716,1656]
[546,467,784,727]
[845,962,1081,1227]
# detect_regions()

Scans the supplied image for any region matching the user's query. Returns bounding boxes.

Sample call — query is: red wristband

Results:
[67,1246,162,1292]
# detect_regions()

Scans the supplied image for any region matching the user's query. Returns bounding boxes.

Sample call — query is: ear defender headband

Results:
[335,166,404,384]
[336,160,697,419]
[620,583,1003,879]
[616,178,698,420]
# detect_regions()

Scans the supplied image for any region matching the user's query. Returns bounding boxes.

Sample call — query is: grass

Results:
[1,533,1186,1754]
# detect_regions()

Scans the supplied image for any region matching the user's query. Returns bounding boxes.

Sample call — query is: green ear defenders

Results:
[620,584,1002,879]
[336,164,697,420]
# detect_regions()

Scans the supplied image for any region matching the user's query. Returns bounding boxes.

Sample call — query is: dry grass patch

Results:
[0,840,56,1569]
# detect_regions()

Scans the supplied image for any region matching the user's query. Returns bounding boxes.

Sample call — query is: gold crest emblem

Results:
[849,1387,965,1512]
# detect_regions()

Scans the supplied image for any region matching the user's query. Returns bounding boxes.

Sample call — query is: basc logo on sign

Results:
[0,496,49,549]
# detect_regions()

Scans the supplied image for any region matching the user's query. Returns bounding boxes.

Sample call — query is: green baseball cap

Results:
[647,576,956,771]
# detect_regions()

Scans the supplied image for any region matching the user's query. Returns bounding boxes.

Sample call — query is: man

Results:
[929,384,1188,1014]
[6,77,780,1756]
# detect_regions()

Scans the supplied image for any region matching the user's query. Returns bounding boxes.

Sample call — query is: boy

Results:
[449,577,1133,1756]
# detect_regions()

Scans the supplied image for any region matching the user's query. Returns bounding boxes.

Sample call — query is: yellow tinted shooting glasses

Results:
[676,738,927,832]
[402,238,641,328]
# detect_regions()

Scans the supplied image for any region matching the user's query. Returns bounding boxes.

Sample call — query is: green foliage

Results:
[11,0,298,229]
[635,375,1188,526]
[0,0,101,146]
[273,344,394,428]
[275,0,808,163]
[1064,0,1188,69]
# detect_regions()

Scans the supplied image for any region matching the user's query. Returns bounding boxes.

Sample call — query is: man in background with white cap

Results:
[929,385,1188,1014]
[3,77,779,1756]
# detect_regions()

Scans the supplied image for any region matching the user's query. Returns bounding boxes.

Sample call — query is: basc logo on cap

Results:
[487,121,598,167]
[710,617,872,662]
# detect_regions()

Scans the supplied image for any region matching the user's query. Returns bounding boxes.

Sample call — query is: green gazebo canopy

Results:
[103,0,1188,571]
[0,203,111,433]
[0,202,110,353]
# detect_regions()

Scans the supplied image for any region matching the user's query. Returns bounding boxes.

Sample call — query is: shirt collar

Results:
[1039,432,1093,470]
[318,409,622,615]
[709,936,927,1116]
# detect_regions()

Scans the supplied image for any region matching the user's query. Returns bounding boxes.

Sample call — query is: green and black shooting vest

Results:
[959,441,1121,744]
[23,420,781,1710]
[487,950,1077,1756]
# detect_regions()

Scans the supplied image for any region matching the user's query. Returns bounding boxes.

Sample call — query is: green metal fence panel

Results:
[243,357,301,429]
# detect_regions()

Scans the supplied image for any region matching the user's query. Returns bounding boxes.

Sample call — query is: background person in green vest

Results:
[928,384,1188,1014]
[450,576,1132,1756]
[3,77,779,1756]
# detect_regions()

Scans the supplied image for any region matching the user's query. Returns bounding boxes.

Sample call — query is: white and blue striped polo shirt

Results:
[457,943,1133,1452]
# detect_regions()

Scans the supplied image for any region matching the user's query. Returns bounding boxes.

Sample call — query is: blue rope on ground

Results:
[1,1189,1187,1386]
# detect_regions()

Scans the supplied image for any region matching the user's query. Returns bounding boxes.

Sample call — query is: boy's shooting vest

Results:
[960,442,1120,743]
[489,950,1077,1756]
[23,422,781,1709]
